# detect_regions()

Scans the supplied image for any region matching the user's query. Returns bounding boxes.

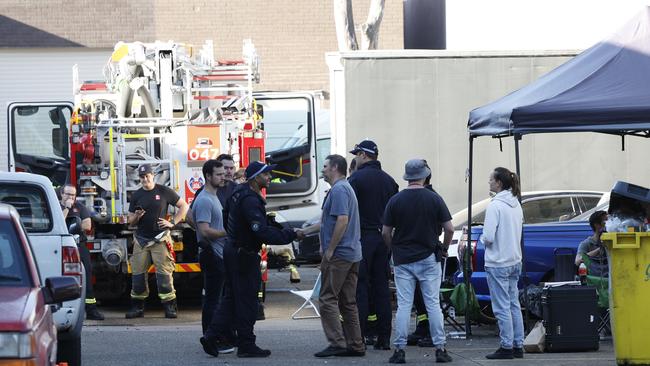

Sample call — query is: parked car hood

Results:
[0,287,39,332]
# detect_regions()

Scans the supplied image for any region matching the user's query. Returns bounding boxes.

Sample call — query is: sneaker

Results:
[436,348,453,363]
[485,347,514,360]
[513,347,524,359]
[374,337,391,350]
[199,336,219,357]
[339,348,365,357]
[314,345,347,357]
[389,349,406,364]
[218,343,236,354]
[237,344,271,358]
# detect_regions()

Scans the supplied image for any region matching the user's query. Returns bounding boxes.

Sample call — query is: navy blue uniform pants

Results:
[199,248,225,334]
[206,241,260,350]
[356,230,392,339]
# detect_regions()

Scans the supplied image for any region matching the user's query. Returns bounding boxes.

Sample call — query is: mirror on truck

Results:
[51,127,68,158]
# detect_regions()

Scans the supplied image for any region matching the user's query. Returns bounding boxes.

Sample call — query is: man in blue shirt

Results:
[348,140,398,349]
[303,154,365,358]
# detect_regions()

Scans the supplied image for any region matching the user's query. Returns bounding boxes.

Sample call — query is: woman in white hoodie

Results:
[481,167,524,360]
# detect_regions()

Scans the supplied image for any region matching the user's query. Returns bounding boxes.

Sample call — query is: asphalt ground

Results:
[82,266,616,366]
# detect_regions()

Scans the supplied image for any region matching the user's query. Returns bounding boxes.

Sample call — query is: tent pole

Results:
[514,134,530,332]
[465,136,474,337]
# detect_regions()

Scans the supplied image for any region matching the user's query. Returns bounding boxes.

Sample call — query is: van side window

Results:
[0,184,52,233]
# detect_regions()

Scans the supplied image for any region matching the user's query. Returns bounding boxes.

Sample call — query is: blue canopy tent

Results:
[462,7,650,335]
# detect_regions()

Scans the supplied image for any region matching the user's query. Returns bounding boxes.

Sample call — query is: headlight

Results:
[0,332,34,358]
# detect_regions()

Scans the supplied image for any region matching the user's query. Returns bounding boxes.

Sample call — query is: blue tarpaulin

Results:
[468,7,650,137]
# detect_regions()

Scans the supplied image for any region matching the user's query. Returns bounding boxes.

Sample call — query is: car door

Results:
[7,102,73,187]
[254,92,318,211]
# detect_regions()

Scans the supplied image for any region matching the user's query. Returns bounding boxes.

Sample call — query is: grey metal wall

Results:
[0,48,111,171]
[333,51,650,213]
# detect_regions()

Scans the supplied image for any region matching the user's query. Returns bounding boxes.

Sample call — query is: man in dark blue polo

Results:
[348,140,398,350]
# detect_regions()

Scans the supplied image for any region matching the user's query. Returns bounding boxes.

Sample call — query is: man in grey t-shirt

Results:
[303,154,364,358]
[192,160,230,338]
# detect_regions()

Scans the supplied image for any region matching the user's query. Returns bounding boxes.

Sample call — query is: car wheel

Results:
[57,334,81,366]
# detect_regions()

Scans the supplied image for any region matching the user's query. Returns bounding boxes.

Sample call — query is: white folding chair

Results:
[290,272,321,320]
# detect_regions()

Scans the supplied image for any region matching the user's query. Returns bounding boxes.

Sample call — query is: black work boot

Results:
[86,304,105,320]
[407,319,430,345]
[125,299,145,319]
[162,299,178,318]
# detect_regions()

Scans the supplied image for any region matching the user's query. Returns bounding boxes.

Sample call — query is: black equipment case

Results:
[542,285,599,352]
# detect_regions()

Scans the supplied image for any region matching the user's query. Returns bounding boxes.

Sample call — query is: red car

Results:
[0,204,80,365]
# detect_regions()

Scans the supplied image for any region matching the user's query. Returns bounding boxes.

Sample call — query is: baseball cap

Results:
[138,164,153,176]
[349,140,378,156]
[245,161,277,181]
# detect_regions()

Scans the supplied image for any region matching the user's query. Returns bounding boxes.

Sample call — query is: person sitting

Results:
[575,210,609,278]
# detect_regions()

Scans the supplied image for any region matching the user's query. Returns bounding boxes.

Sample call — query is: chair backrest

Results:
[581,253,609,308]
[310,272,322,300]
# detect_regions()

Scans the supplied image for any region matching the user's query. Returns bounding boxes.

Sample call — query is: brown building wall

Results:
[1,0,404,93]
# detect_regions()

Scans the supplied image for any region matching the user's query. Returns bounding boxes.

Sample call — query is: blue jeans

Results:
[393,253,446,349]
[486,263,524,349]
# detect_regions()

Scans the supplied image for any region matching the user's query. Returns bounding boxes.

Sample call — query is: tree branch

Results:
[334,0,358,51]
[360,0,385,50]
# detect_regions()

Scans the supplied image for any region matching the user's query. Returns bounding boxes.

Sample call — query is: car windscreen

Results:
[0,184,53,232]
[571,202,609,222]
[0,220,31,287]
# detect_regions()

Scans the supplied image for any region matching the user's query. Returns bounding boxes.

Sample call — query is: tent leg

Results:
[514,135,530,332]
[465,136,474,337]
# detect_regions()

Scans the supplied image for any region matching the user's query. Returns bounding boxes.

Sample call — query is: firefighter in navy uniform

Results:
[59,183,105,321]
[348,140,398,350]
[200,161,303,358]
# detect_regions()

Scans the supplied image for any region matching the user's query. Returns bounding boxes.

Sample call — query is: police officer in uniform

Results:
[348,140,398,350]
[200,161,303,358]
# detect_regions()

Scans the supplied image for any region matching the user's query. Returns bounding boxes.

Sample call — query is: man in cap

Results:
[348,139,398,349]
[382,159,454,363]
[125,164,189,319]
[200,161,304,358]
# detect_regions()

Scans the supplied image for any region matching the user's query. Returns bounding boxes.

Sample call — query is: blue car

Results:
[454,218,595,303]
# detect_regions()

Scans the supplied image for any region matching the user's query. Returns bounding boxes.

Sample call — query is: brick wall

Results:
[1,0,404,94]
